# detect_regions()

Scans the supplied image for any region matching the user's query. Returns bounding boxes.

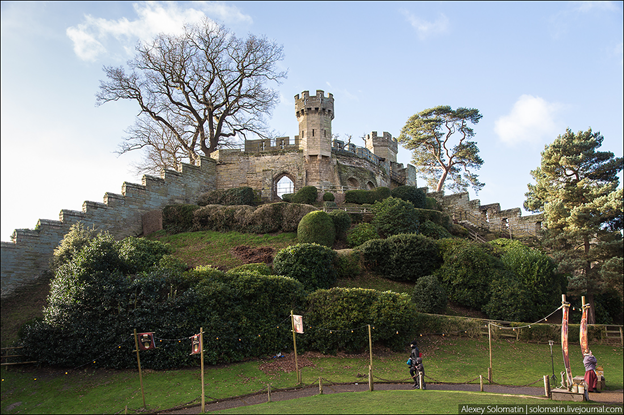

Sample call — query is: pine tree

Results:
[525,128,623,323]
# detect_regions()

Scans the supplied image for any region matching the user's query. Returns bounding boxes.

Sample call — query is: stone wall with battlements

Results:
[425,189,544,237]
[1,157,217,298]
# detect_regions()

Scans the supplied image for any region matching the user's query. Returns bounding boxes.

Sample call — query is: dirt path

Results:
[157,383,623,413]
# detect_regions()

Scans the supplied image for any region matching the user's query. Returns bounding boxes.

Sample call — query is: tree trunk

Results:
[436,169,450,192]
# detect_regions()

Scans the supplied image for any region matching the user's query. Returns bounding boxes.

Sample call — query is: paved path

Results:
[157,383,623,413]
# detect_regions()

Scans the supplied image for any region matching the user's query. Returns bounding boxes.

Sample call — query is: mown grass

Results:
[146,229,298,269]
[213,390,598,414]
[2,338,621,414]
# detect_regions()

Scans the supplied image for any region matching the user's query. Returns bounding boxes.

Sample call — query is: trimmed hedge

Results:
[413,209,452,230]
[273,243,337,291]
[22,233,307,369]
[323,192,335,201]
[346,223,379,247]
[391,186,427,209]
[358,234,441,282]
[197,187,256,206]
[344,187,391,204]
[162,204,201,233]
[371,197,419,237]
[189,203,317,234]
[329,210,352,240]
[297,211,336,247]
[292,186,318,204]
[301,287,418,353]
[413,275,447,314]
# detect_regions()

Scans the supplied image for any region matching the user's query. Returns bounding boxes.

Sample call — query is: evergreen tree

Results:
[524,128,623,323]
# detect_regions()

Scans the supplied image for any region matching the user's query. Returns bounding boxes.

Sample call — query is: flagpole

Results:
[133,329,146,409]
[291,310,299,384]
[200,327,205,413]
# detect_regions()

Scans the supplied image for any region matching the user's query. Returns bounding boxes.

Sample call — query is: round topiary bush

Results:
[323,192,335,201]
[346,223,379,247]
[292,186,318,204]
[297,210,336,247]
[328,210,352,240]
[371,196,419,237]
[419,220,452,239]
[273,243,337,291]
[391,186,427,209]
[412,275,447,314]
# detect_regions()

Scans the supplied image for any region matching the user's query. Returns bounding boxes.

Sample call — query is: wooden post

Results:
[200,328,205,414]
[267,384,271,402]
[544,375,551,398]
[319,377,323,395]
[133,329,146,409]
[480,375,483,392]
[368,324,373,392]
[488,323,492,383]
[620,326,623,348]
[419,371,424,390]
[369,365,374,391]
[290,310,299,384]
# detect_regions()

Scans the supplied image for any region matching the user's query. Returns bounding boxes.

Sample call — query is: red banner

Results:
[580,305,589,355]
[561,305,573,387]
[190,334,202,355]
[138,332,155,351]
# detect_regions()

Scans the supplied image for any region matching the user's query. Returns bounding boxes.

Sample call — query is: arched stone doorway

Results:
[347,177,360,189]
[273,172,295,200]
[366,181,376,190]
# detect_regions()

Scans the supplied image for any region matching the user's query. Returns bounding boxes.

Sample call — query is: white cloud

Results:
[494,95,563,146]
[66,2,252,61]
[400,10,449,40]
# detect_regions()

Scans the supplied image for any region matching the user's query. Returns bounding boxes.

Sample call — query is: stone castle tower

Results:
[295,90,334,159]
[365,131,398,163]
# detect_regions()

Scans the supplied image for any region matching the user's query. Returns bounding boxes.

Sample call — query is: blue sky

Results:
[2,1,623,241]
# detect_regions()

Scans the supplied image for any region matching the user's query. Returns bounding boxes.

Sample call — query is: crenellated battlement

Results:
[294,90,334,119]
[365,131,398,163]
[1,156,217,298]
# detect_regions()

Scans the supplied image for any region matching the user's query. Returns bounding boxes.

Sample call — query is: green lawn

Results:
[2,338,621,414]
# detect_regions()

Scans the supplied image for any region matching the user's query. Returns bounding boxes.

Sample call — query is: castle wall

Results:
[1,157,217,298]
[427,190,544,237]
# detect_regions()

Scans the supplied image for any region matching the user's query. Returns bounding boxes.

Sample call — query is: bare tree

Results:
[97,19,287,168]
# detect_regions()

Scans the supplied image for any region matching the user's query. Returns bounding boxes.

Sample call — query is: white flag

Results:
[293,315,304,334]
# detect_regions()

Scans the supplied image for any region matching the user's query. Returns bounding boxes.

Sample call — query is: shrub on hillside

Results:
[281,193,293,202]
[273,243,337,291]
[334,250,361,279]
[197,187,256,206]
[412,275,447,314]
[346,223,379,247]
[413,209,452,230]
[344,187,390,204]
[163,204,201,233]
[391,186,427,209]
[329,210,352,240]
[419,220,452,239]
[193,205,255,233]
[323,192,335,201]
[488,239,567,321]
[50,222,99,272]
[483,268,534,322]
[425,197,440,211]
[433,241,495,310]
[292,186,318,204]
[301,287,418,353]
[297,211,336,247]
[371,197,419,237]
[22,234,307,369]
[358,234,441,282]
[226,263,274,276]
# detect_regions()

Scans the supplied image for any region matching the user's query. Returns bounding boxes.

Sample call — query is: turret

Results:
[295,90,334,158]
[365,131,398,163]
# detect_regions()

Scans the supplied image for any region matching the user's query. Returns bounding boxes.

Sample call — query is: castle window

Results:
[312,129,315,137]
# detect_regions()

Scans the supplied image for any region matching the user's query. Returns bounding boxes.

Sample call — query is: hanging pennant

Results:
[293,314,304,334]
[190,334,202,355]
[580,303,590,355]
[138,332,156,351]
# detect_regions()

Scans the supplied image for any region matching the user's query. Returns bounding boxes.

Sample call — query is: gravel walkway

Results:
[157,382,623,413]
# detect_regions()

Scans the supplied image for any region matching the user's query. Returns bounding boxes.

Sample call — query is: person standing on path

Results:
[583,350,599,393]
